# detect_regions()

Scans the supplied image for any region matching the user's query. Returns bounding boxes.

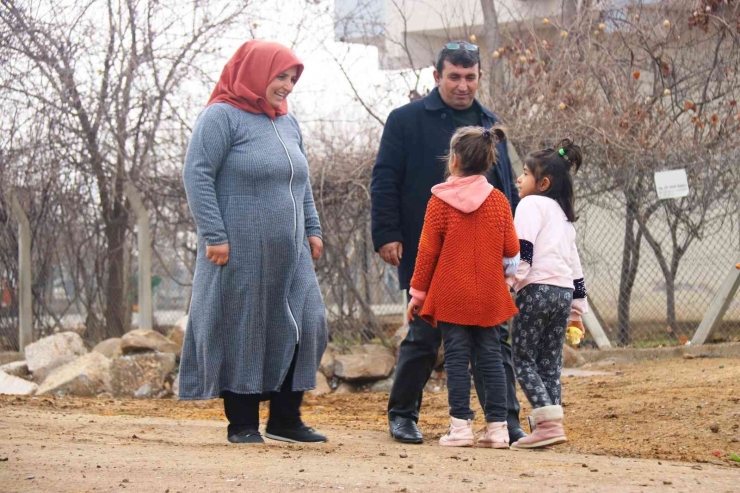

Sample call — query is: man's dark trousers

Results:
[388,294,521,430]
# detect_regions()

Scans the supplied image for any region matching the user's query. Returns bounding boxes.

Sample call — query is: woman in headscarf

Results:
[179,40,328,444]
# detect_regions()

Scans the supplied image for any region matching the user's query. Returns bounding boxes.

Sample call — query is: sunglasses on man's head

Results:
[444,42,479,52]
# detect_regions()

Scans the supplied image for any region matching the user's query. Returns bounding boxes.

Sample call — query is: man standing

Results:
[371,42,527,444]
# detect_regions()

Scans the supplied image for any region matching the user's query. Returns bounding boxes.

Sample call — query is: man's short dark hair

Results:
[435,41,481,74]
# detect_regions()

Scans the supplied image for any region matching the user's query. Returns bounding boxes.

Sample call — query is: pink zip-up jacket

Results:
[507,195,589,321]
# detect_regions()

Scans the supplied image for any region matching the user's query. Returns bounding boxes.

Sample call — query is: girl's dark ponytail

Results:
[555,138,583,174]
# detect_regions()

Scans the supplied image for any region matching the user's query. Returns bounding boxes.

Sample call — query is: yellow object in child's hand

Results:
[566,326,584,347]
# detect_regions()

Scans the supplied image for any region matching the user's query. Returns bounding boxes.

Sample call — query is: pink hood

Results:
[431,175,493,213]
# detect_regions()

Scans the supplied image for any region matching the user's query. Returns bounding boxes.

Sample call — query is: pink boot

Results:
[477,421,509,449]
[439,417,474,447]
[510,405,567,450]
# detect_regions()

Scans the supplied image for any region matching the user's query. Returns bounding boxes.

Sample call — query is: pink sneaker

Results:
[511,405,567,450]
[477,421,509,449]
[439,417,474,447]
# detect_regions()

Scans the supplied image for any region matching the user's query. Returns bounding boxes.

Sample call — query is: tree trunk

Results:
[84,311,105,345]
[103,196,129,340]
[617,195,641,346]
[480,0,503,99]
[664,272,677,337]
[667,235,691,339]
[636,208,680,341]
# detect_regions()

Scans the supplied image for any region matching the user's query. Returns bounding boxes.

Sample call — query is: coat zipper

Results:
[271,120,300,343]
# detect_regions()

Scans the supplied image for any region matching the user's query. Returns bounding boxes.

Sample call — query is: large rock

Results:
[308,372,331,396]
[168,325,186,350]
[168,315,188,349]
[93,338,123,359]
[319,348,335,378]
[57,324,86,337]
[391,326,444,368]
[24,332,88,378]
[360,343,393,356]
[562,345,586,368]
[0,351,24,366]
[109,353,176,397]
[36,352,112,397]
[333,382,356,394]
[120,329,180,356]
[369,377,394,393]
[333,344,395,381]
[32,356,79,383]
[0,370,38,395]
[0,360,30,379]
[391,325,409,352]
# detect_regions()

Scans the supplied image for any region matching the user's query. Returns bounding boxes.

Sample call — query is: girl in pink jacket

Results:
[507,138,589,450]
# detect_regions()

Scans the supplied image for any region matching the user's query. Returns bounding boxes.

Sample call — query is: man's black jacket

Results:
[370,87,520,290]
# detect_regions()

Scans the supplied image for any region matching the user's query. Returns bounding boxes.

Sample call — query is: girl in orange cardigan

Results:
[406,126,520,448]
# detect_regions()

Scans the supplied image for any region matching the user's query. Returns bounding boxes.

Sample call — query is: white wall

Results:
[335,0,564,69]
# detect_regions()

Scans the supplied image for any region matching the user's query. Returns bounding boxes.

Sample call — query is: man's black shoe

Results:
[389,417,423,444]
[227,429,264,444]
[265,423,327,443]
[509,427,528,444]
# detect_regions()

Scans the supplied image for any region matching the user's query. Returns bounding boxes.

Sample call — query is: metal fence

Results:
[0,211,192,347]
[577,199,740,347]
[1,187,739,351]
[313,204,740,348]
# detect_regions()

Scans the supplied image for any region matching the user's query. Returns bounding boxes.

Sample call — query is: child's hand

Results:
[406,301,422,323]
[566,320,585,347]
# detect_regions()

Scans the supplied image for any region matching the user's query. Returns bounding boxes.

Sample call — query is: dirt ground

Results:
[1,357,739,492]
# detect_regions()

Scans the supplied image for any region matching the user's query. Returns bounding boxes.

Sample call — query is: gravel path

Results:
[0,406,737,493]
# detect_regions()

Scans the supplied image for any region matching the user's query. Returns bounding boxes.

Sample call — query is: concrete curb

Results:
[579,342,740,364]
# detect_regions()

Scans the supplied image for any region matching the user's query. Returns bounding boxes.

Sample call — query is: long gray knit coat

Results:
[179,102,327,400]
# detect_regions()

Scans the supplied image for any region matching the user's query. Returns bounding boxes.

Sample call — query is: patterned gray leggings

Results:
[512,284,573,408]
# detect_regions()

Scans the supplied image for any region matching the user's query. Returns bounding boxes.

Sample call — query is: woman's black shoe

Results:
[265,423,327,443]
[228,429,264,444]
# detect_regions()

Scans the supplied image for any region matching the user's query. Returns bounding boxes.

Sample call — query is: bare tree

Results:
[480,0,503,94]
[0,0,253,341]
[490,0,740,342]
[307,123,395,344]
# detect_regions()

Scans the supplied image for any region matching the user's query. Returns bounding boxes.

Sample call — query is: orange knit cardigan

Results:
[410,190,520,328]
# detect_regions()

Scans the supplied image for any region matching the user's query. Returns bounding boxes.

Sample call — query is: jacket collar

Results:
[423,87,497,120]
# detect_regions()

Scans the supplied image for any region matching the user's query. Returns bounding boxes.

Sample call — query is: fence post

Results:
[691,259,740,345]
[583,309,612,349]
[9,193,33,350]
[124,183,153,331]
